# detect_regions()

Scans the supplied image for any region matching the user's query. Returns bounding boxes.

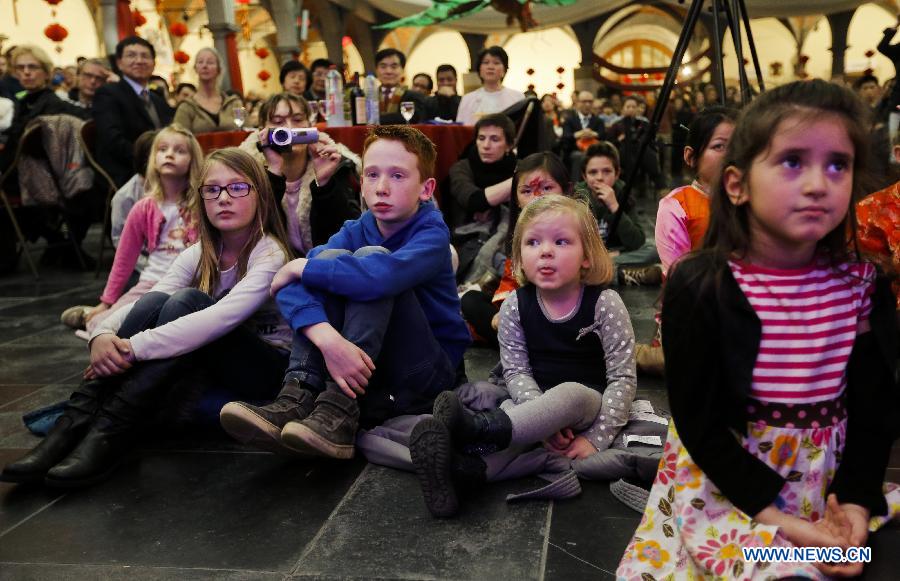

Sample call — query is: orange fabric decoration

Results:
[857,181,900,307]
[671,184,711,252]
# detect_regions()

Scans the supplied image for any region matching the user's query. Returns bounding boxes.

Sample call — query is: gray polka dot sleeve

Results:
[498,292,544,405]
[580,289,637,452]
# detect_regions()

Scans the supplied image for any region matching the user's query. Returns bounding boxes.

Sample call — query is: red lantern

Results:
[258,70,271,81]
[865,49,875,58]
[132,10,147,28]
[622,76,632,84]
[255,47,269,60]
[45,0,63,5]
[235,0,250,3]
[169,22,188,37]
[556,82,564,90]
[44,23,68,43]
[341,36,352,48]
[527,83,535,91]
[174,51,190,65]
[526,68,535,76]
[556,66,565,74]
[798,54,809,65]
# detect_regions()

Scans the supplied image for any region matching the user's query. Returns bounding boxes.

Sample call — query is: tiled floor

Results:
[1,219,898,580]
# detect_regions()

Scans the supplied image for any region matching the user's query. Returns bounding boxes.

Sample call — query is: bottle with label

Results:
[351,83,366,125]
[325,65,346,127]
[364,72,380,125]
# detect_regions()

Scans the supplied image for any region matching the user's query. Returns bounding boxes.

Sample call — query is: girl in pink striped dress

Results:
[617,79,900,580]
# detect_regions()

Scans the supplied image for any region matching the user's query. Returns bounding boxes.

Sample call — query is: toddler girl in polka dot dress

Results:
[411,194,637,517]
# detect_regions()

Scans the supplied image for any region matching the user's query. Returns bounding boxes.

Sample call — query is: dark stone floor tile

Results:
[0,384,75,413]
[0,563,286,580]
[862,521,900,580]
[12,327,90,347]
[0,385,44,408]
[0,451,365,572]
[0,449,66,534]
[0,344,86,385]
[0,315,60,345]
[544,481,641,580]
[464,346,499,381]
[293,464,550,580]
[0,412,27,440]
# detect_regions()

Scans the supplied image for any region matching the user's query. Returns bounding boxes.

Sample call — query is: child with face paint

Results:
[459,153,574,346]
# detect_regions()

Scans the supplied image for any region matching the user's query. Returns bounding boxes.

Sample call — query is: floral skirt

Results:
[616,397,900,580]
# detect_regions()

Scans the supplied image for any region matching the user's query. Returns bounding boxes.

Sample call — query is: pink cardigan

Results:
[100,196,198,305]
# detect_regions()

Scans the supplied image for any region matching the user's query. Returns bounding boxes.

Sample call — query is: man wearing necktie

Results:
[92,36,173,186]
[562,90,606,176]
[374,48,425,125]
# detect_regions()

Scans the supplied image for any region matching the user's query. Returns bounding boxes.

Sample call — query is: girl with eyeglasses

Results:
[2,148,293,488]
[61,124,202,333]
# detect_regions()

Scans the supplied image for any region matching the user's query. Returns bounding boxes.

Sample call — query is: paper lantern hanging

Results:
[258,70,271,81]
[44,23,68,53]
[132,10,147,28]
[865,49,875,58]
[255,47,270,60]
[556,66,565,75]
[341,36,352,48]
[526,68,535,76]
[174,50,190,65]
[169,22,188,38]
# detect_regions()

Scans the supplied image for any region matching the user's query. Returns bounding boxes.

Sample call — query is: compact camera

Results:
[265,127,319,152]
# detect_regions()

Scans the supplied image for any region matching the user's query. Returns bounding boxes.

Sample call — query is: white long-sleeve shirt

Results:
[91,236,292,361]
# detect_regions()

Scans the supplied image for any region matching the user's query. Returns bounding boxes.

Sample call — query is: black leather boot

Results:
[432,391,512,451]
[0,378,113,484]
[219,378,316,454]
[45,359,177,488]
[281,384,359,459]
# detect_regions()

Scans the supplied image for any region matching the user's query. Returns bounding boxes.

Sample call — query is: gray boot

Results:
[281,385,359,459]
[220,378,316,454]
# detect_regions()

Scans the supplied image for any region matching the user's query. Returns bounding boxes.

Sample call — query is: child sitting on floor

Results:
[411,194,639,517]
[219,125,471,460]
[60,125,202,333]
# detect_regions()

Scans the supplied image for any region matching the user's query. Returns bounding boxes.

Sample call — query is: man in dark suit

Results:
[562,90,606,176]
[375,48,426,125]
[93,36,173,187]
[424,64,462,121]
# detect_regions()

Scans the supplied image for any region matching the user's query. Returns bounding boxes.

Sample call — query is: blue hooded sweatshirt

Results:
[276,202,471,367]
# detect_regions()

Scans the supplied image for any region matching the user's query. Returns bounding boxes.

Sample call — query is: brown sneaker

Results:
[281,387,359,459]
[619,264,663,287]
[219,379,315,454]
[635,343,665,377]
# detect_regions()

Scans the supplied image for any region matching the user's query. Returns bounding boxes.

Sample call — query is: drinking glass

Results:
[400,101,415,124]
[318,100,328,123]
[233,106,247,129]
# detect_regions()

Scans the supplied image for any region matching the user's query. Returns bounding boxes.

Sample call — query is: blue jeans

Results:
[103,288,287,421]
[284,246,457,427]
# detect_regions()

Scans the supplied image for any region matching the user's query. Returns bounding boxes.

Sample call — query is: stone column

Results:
[308,0,345,70]
[461,33,486,93]
[206,0,243,93]
[99,0,120,55]
[268,0,302,64]
[826,10,855,79]
[570,15,608,95]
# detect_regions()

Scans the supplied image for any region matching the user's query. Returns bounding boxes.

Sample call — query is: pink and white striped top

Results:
[729,260,874,404]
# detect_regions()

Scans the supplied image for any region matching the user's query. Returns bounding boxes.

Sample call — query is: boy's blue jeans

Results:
[284,246,457,427]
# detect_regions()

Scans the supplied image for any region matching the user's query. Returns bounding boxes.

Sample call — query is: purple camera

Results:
[266,127,319,150]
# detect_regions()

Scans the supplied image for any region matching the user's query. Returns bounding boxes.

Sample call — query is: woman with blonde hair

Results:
[174,47,243,133]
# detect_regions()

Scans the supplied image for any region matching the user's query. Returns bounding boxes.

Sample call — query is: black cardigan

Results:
[267,158,361,252]
[662,252,898,518]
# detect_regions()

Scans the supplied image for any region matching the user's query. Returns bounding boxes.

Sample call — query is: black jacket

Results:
[560,112,605,155]
[92,79,173,187]
[267,158,361,252]
[662,252,898,518]
[380,89,426,125]
[425,94,461,121]
[1,88,89,170]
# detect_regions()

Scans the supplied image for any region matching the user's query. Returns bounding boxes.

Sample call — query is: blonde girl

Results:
[3,148,293,488]
[62,124,203,332]
[412,194,638,517]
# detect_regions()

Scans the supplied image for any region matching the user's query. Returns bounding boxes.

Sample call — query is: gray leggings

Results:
[356,381,600,481]
[504,382,602,446]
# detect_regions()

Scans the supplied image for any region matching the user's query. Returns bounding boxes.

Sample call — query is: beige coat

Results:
[173,92,243,133]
